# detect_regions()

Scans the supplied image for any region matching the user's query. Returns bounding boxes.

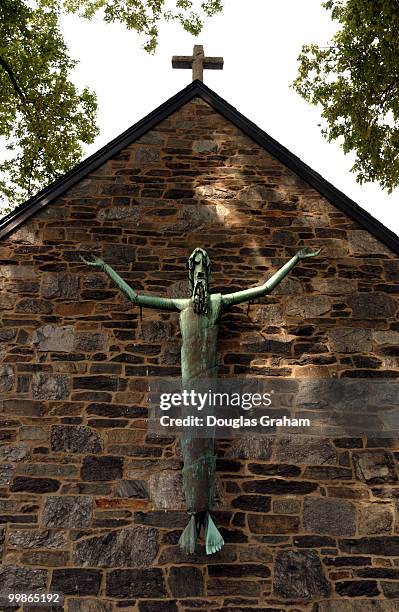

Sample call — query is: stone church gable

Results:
[0,82,399,609]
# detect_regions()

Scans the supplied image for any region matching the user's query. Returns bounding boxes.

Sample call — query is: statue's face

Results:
[193,252,207,287]
[188,248,211,315]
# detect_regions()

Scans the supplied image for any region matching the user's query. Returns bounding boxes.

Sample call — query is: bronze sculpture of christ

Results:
[81,245,320,555]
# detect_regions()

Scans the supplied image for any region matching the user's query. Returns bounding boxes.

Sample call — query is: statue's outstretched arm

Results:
[79,255,185,311]
[221,247,321,308]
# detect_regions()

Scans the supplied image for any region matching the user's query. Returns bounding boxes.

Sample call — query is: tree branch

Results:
[0,53,26,103]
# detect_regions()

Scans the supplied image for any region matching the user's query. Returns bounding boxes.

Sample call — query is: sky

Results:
[3,1,399,235]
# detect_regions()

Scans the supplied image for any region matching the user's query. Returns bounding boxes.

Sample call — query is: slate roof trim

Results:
[1,80,398,255]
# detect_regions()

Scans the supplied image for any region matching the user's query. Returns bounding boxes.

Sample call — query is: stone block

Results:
[239,184,283,202]
[8,530,67,549]
[232,495,271,513]
[0,328,17,342]
[248,514,299,534]
[98,205,139,222]
[158,544,236,565]
[68,600,113,612]
[348,292,397,319]
[243,478,318,495]
[0,464,15,485]
[353,450,397,484]
[0,265,37,279]
[19,426,47,441]
[273,550,331,599]
[138,603,177,612]
[359,504,393,535]
[81,455,123,481]
[51,425,102,453]
[248,463,300,477]
[0,293,14,309]
[32,373,70,400]
[373,330,399,345]
[244,335,294,355]
[316,602,399,611]
[381,582,399,598]
[286,295,331,318]
[7,221,39,244]
[149,471,185,510]
[239,545,273,563]
[0,365,14,392]
[193,139,218,153]
[172,205,215,232]
[115,480,148,499]
[303,497,356,536]
[1,399,43,417]
[16,298,53,313]
[348,230,391,255]
[20,463,78,478]
[42,496,93,527]
[340,536,399,556]
[103,244,136,264]
[196,185,235,199]
[304,466,352,480]
[312,238,350,257]
[274,436,336,465]
[138,320,173,342]
[0,443,29,461]
[273,498,301,514]
[42,273,79,298]
[0,566,47,592]
[168,566,204,597]
[253,303,286,325]
[328,328,372,353]
[225,435,273,459]
[207,578,260,596]
[106,429,144,444]
[135,147,160,163]
[32,325,74,352]
[75,332,107,352]
[51,569,101,596]
[136,131,164,145]
[74,526,158,567]
[21,550,69,567]
[335,580,379,597]
[209,563,270,578]
[311,278,355,294]
[135,511,187,529]
[10,476,60,493]
[106,568,166,598]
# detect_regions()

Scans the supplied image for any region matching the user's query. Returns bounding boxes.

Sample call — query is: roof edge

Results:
[1,80,398,256]
[196,83,399,256]
[0,80,201,239]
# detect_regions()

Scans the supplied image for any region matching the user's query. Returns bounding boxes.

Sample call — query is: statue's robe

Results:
[179,294,222,514]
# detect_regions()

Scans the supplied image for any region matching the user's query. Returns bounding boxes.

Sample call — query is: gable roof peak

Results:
[0,80,398,255]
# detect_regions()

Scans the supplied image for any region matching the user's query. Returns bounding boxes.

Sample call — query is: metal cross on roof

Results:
[172,45,223,82]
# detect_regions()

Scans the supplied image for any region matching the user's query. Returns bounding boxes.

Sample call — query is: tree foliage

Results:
[0,0,98,211]
[0,0,223,213]
[64,0,223,53]
[293,0,399,193]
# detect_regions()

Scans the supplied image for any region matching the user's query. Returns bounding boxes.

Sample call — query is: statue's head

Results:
[188,248,211,315]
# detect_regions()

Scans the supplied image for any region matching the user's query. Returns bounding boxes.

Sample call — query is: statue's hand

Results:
[79,254,106,269]
[297,247,322,260]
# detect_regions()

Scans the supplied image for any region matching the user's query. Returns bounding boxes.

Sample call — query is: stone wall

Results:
[0,97,399,611]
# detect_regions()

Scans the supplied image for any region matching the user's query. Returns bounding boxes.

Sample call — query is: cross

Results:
[172,45,223,82]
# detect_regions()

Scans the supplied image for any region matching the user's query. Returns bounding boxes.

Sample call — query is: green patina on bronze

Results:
[80,245,320,555]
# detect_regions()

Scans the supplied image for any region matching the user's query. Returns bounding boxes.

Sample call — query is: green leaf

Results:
[293,0,399,193]
[0,0,223,212]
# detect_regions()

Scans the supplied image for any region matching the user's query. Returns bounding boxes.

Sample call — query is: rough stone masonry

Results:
[0,96,399,611]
